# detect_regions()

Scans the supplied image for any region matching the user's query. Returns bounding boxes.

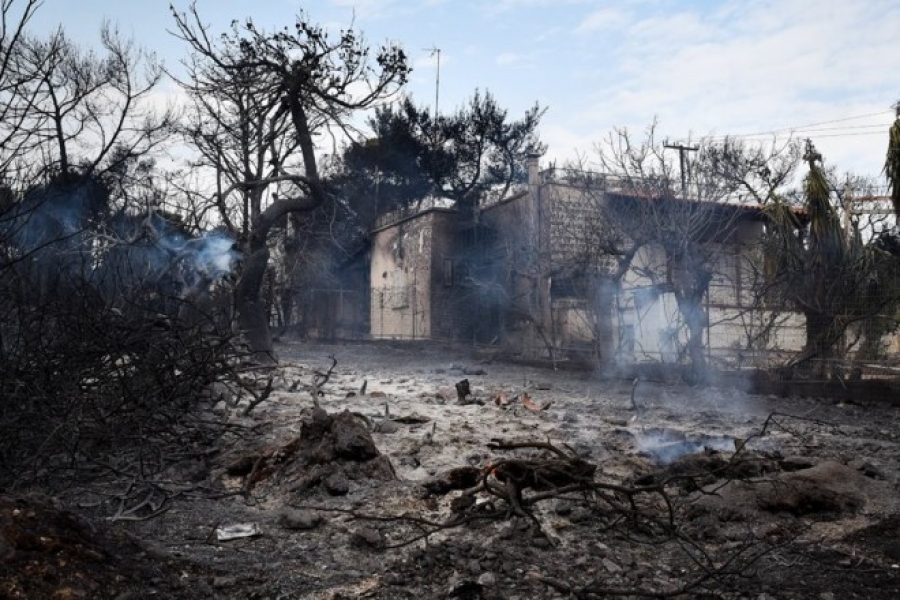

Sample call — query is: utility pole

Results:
[664,141,699,198]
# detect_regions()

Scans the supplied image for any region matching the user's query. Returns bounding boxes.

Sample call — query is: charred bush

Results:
[0,178,247,491]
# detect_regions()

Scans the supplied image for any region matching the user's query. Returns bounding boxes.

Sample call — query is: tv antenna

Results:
[423,46,441,117]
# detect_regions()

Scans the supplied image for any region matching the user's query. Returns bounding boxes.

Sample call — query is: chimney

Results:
[526,153,541,187]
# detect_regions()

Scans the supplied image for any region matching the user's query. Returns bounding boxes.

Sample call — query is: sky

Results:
[26,0,900,188]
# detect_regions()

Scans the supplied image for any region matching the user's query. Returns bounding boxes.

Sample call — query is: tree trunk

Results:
[589,276,617,364]
[235,194,321,361]
[236,244,276,363]
[681,297,708,384]
[800,311,837,379]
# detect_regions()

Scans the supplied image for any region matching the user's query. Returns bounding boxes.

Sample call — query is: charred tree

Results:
[171,4,409,361]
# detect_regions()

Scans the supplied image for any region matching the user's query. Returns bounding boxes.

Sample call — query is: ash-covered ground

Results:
[5,339,900,599]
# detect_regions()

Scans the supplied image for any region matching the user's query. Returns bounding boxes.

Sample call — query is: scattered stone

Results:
[477,572,497,587]
[278,508,323,531]
[602,557,622,573]
[324,472,350,496]
[463,366,487,376]
[375,419,401,434]
[369,391,388,398]
[350,526,385,549]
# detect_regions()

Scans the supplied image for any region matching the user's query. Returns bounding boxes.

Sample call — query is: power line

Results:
[708,109,894,141]
[761,110,893,136]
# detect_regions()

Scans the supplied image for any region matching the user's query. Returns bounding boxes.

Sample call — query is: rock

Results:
[278,508,323,531]
[463,366,487,376]
[602,557,622,573]
[375,419,401,434]
[350,526,385,549]
[695,460,868,520]
[756,461,866,516]
[332,411,380,460]
[324,472,350,496]
[477,572,497,587]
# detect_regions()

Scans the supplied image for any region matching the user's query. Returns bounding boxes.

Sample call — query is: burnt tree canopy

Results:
[761,141,900,375]
[336,91,545,226]
[170,3,410,360]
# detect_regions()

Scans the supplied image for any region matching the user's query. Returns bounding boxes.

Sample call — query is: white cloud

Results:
[574,8,630,34]
[558,0,900,177]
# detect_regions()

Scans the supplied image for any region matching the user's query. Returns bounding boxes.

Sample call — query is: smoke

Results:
[2,179,105,257]
[634,428,735,465]
[1,178,241,304]
[101,211,241,299]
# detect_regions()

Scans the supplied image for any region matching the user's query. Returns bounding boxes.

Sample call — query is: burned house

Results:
[369,197,499,342]
[368,154,809,368]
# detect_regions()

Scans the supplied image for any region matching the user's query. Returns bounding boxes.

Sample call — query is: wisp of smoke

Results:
[634,428,735,464]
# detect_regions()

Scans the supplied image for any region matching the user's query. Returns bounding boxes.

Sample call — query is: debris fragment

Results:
[492,391,511,407]
[520,392,550,411]
[215,523,261,542]
[455,379,471,403]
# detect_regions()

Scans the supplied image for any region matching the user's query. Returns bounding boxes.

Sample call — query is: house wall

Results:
[370,212,444,339]
[481,171,811,366]
[427,211,475,341]
[480,191,547,351]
